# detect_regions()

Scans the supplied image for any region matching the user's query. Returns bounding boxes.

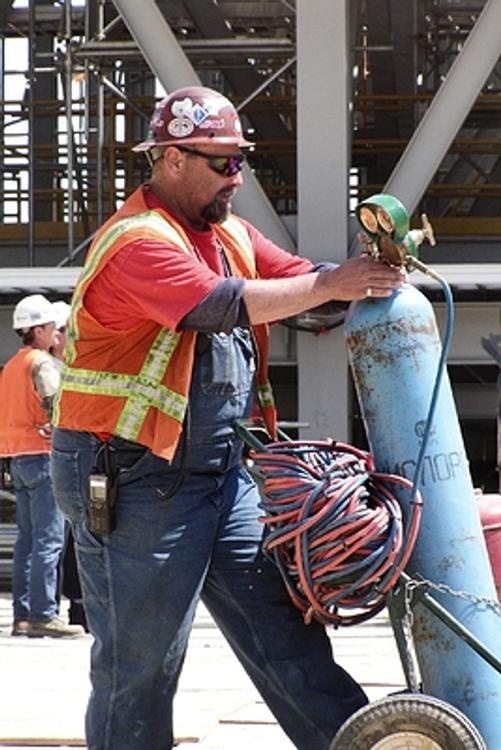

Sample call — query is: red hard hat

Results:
[133,86,253,152]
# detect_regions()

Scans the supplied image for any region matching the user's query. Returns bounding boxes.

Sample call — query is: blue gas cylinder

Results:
[344,282,501,748]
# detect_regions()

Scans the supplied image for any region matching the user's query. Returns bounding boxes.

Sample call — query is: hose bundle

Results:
[251,439,422,627]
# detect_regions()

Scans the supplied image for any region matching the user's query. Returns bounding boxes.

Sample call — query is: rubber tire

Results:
[329,694,487,750]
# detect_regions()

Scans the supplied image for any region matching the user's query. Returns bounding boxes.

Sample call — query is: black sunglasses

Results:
[176,146,246,177]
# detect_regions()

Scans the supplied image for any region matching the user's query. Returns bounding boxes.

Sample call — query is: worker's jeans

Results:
[51,328,366,749]
[51,429,367,750]
[11,453,64,621]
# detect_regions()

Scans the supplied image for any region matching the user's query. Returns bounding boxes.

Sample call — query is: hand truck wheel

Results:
[329,693,486,750]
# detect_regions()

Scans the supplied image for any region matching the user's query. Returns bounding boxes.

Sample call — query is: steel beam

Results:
[385,0,501,216]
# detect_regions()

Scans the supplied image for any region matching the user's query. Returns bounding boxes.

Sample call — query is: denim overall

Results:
[51,328,366,750]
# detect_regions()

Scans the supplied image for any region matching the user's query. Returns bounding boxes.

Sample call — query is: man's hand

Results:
[37,422,52,441]
[319,254,406,301]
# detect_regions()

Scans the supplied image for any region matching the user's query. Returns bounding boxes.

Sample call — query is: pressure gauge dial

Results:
[359,206,379,235]
[375,207,395,234]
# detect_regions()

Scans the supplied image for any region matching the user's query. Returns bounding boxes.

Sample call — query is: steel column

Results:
[296,0,350,440]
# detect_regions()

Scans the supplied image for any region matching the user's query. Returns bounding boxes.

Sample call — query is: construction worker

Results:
[50,86,405,749]
[0,294,83,638]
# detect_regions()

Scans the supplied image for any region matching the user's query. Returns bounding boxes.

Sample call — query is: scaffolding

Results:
[0,0,500,266]
[0,0,298,264]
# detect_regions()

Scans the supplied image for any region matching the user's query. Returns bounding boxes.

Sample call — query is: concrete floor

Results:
[0,592,407,749]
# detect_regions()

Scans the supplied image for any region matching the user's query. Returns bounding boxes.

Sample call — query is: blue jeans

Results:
[51,429,367,750]
[11,453,65,621]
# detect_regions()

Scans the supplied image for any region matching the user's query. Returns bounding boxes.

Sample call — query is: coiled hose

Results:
[247,271,454,628]
[250,439,422,627]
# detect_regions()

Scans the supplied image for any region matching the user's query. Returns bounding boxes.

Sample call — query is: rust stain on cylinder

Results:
[346,316,437,370]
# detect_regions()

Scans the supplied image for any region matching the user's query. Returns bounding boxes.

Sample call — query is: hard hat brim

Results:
[132,135,255,152]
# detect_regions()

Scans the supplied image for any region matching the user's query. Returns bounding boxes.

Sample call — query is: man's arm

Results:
[32,352,60,421]
[179,254,404,332]
[242,254,405,325]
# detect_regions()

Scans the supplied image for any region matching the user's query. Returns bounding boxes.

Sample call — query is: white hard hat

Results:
[52,300,71,330]
[12,294,56,331]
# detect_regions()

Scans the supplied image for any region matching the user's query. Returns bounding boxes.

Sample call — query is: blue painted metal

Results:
[344,282,501,749]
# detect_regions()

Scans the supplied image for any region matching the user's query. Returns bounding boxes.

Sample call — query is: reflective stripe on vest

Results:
[219,216,256,276]
[257,381,275,409]
[66,211,192,365]
[58,327,187,443]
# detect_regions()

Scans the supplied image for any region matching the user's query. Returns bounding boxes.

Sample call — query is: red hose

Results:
[251,439,422,627]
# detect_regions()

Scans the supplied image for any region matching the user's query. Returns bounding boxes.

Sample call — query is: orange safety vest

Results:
[54,186,277,461]
[0,348,51,457]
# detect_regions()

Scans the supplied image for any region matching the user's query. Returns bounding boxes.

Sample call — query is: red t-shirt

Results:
[85,188,314,330]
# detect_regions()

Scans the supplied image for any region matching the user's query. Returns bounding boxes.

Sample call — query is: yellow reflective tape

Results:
[114,328,181,439]
[116,400,149,440]
[65,211,193,363]
[53,388,61,425]
[141,328,180,382]
[59,367,187,426]
[221,216,256,275]
[257,381,275,408]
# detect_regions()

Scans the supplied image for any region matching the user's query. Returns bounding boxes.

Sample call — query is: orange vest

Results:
[0,348,51,457]
[54,186,276,461]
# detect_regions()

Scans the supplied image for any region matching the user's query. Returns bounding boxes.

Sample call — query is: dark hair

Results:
[15,328,35,346]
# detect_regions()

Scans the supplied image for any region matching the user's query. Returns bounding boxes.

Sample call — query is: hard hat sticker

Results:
[171,97,211,125]
[191,102,209,125]
[167,118,195,138]
[198,118,225,130]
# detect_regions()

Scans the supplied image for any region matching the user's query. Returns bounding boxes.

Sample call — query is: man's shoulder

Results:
[31,348,53,361]
[5,347,37,365]
[0,347,46,381]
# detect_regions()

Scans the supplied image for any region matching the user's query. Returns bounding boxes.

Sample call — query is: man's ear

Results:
[30,325,42,344]
[162,146,184,175]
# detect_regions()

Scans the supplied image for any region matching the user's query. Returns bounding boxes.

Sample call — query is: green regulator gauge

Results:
[355,193,436,269]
